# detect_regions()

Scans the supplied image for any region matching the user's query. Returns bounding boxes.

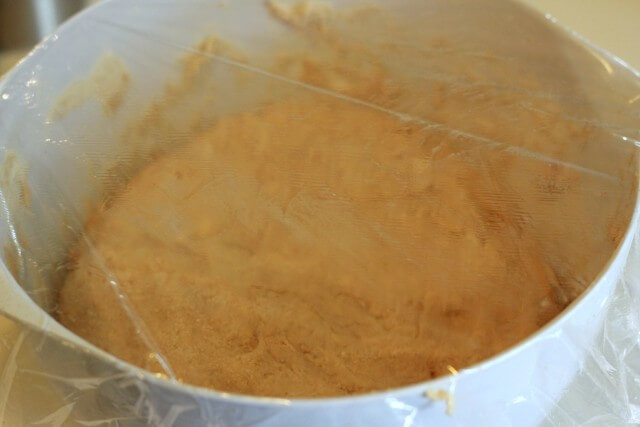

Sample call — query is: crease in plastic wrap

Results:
[0,0,638,425]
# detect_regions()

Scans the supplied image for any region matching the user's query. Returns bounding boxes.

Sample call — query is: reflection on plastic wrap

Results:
[0,232,638,426]
[0,0,639,425]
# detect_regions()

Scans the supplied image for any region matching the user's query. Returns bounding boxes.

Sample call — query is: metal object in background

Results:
[0,0,85,50]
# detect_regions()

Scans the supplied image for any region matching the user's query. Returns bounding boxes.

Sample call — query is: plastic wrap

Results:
[0,0,638,425]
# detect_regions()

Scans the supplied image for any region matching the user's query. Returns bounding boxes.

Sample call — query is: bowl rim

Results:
[0,0,639,409]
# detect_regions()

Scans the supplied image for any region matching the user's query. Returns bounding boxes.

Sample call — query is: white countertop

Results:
[520,0,640,70]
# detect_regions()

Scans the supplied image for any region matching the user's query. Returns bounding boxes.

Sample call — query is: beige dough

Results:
[58,96,570,398]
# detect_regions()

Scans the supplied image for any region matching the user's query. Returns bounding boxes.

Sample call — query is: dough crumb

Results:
[50,53,130,120]
[1,150,31,209]
[425,389,455,416]
[265,0,334,32]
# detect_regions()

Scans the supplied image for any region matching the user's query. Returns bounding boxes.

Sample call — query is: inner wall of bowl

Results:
[0,0,638,339]
[0,1,272,309]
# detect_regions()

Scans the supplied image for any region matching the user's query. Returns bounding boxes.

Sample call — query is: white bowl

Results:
[0,0,638,425]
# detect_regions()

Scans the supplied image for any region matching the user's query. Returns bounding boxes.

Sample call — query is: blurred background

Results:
[0,0,99,74]
[520,0,639,70]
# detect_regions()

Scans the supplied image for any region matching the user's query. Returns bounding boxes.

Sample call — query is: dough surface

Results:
[58,97,572,397]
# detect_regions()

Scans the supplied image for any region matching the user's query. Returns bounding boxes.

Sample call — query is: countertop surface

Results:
[520,0,640,70]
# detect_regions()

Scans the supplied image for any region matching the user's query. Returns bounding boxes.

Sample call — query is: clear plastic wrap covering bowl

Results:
[0,0,639,426]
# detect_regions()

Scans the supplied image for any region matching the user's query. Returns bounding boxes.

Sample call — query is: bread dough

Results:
[58,96,570,397]
[50,53,130,120]
[56,1,636,399]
